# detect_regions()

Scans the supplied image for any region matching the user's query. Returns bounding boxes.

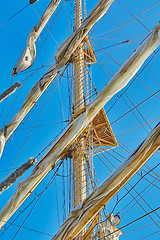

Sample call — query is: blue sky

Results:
[0,0,160,239]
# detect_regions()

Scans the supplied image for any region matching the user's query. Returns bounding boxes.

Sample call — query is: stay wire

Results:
[117,0,150,32]
[94,1,160,44]
[120,94,149,134]
[124,220,160,236]
[0,76,15,123]
[116,117,160,138]
[11,160,64,240]
[122,179,160,219]
[136,229,160,240]
[121,179,159,216]
[5,77,60,178]
[0,160,63,238]
[8,77,59,141]
[111,162,160,214]
[2,0,65,124]
[95,39,131,52]
[109,7,153,131]
[95,147,160,226]
[16,120,69,131]
[105,148,160,183]
[110,89,160,126]
[106,48,160,115]
[0,4,30,29]
[0,219,53,238]
[4,63,70,178]
[125,183,160,229]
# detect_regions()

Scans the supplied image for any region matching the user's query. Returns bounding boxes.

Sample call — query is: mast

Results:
[73,0,86,209]
[72,2,119,239]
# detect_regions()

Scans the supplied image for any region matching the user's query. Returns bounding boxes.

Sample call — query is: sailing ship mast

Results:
[0,1,160,239]
[72,0,86,209]
[72,1,119,238]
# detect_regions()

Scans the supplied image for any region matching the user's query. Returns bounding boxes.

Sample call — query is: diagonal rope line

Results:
[111,162,160,214]
[11,159,64,240]
[0,4,30,29]
[94,1,160,44]
[117,0,150,32]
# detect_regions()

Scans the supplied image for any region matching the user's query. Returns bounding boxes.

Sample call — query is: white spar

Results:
[0,21,160,229]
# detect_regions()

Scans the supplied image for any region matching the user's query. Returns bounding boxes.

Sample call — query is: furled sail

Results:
[52,123,160,240]
[0,0,114,158]
[0,158,36,194]
[0,82,22,103]
[0,22,160,228]
[13,0,62,74]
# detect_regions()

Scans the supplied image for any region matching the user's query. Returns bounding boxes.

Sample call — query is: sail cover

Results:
[0,22,160,229]
[13,0,62,74]
[0,0,115,158]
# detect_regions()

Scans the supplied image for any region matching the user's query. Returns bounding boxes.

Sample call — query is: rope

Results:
[0,160,63,238]
[111,162,160,214]
[0,4,30,29]
[11,160,64,240]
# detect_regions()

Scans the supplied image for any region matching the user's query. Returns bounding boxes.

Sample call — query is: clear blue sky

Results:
[0,0,160,239]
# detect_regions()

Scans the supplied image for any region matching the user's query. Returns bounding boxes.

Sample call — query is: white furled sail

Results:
[0,82,22,103]
[13,0,62,74]
[0,0,114,158]
[0,23,160,228]
[0,158,36,194]
[52,123,160,240]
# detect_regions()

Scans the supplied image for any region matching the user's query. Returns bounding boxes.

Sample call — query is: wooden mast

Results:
[73,0,86,210]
